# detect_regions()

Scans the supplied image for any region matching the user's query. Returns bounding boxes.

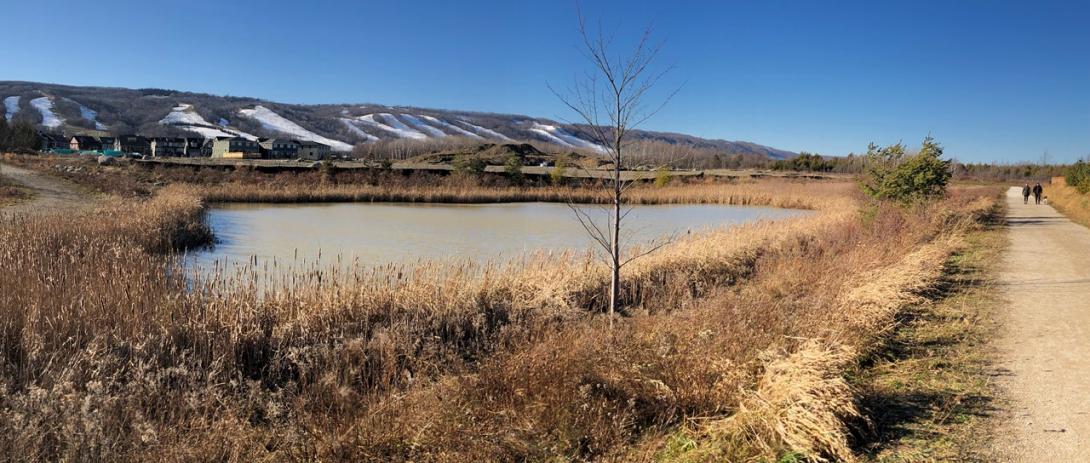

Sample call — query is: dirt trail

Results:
[993,186,1090,460]
[0,162,94,216]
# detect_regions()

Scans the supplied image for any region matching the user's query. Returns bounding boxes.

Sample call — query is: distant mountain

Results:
[0,81,794,159]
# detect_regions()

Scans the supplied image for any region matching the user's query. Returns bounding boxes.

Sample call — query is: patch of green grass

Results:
[854,217,1005,462]
[656,431,700,462]
[654,429,818,463]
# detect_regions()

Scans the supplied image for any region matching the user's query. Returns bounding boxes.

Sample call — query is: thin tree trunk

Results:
[609,138,622,329]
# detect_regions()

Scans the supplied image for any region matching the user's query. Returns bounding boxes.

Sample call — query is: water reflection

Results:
[187,202,806,272]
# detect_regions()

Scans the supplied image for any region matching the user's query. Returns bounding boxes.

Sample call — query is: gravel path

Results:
[0,162,94,217]
[993,186,1090,460]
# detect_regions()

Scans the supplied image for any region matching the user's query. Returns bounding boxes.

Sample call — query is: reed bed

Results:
[0,178,998,462]
[339,192,996,462]
[202,179,848,209]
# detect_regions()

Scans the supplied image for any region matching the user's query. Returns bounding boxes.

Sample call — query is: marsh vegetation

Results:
[0,153,1001,461]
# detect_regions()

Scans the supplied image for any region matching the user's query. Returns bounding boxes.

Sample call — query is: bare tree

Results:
[551,13,677,328]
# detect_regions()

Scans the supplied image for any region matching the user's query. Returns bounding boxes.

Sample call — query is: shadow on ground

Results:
[851,205,1006,460]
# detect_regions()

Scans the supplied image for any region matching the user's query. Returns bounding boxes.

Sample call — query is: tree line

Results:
[0,118,40,152]
[1066,161,1090,193]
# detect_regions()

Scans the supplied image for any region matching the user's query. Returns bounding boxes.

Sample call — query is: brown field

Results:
[0,174,31,206]
[0,157,1000,461]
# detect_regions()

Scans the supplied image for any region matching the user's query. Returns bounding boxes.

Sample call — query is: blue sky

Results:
[2,0,1088,162]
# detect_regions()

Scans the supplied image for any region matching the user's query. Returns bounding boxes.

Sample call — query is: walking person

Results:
[1023,184,1032,205]
[1033,182,1044,205]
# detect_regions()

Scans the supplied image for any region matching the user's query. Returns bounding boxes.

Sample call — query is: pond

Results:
[186,202,806,272]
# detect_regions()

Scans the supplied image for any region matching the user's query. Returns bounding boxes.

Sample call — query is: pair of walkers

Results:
[1022,183,1044,205]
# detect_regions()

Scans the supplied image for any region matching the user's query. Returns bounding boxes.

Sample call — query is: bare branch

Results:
[620,235,675,268]
[552,5,674,325]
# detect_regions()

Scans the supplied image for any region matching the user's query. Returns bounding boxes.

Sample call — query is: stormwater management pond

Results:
[185,201,808,277]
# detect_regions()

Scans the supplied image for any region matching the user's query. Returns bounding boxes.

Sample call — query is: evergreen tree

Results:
[10,120,41,151]
[860,136,951,203]
[0,117,9,151]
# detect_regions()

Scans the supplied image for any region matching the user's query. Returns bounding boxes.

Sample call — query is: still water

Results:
[186,202,805,271]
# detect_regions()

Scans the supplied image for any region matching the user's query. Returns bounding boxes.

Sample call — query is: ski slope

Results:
[76,102,107,130]
[528,123,605,152]
[340,118,380,142]
[160,104,257,140]
[417,115,482,139]
[238,105,352,151]
[351,114,428,140]
[30,97,63,129]
[398,114,449,138]
[3,96,18,121]
[456,119,514,141]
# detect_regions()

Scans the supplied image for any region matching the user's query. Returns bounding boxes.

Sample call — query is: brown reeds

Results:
[0,177,999,461]
[201,178,847,210]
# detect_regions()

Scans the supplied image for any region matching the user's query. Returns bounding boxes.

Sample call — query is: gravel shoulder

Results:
[992,186,1090,460]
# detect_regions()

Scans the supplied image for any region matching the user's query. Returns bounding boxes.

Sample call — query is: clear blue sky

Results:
[3,0,1088,162]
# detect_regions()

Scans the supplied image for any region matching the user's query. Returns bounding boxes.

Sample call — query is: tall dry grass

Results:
[0,178,998,461]
[203,179,845,209]
[1046,183,1090,229]
[340,192,996,462]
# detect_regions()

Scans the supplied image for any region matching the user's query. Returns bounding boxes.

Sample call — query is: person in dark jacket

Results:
[1033,183,1044,205]
[1023,184,1032,204]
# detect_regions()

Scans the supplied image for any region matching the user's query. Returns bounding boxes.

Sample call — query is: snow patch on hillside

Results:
[375,114,428,139]
[417,115,482,139]
[398,114,448,137]
[75,102,107,130]
[352,114,428,140]
[3,96,19,121]
[528,123,605,152]
[455,119,513,141]
[160,104,257,140]
[30,97,63,129]
[161,104,208,126]
[238,105,352,151]
[340,118,380,142]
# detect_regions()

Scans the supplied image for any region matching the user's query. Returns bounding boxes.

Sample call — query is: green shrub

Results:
[1066,160,1090,194]
[654,165,672,187]
[504,155,524,184]
[550,154,568,185]
[452,155,486,176]
[771,152,832,172]
[860,136,951,203]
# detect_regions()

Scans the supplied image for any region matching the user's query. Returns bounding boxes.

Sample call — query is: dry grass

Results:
[2,152,845,208]
[661,341,860,463]
[1046,183,1090,229]
[0,175,999,461]
[0,174,31,206]
[855,208,1005,462]
[201,179,838,208]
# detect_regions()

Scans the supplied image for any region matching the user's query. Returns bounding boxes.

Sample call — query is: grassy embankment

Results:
[1047,182,1090,229]
[855,202,1005,461]
[0,153,1001,461]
